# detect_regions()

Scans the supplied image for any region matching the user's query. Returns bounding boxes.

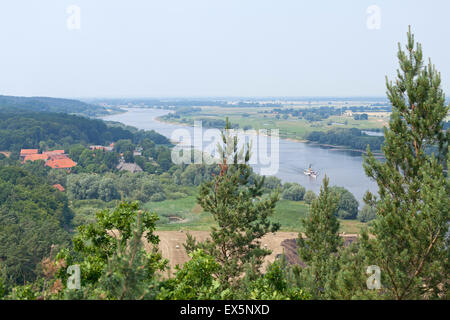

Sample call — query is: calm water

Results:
[103,108,379,206]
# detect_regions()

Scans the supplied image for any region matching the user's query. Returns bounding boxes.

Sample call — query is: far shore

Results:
[154,114,384,157]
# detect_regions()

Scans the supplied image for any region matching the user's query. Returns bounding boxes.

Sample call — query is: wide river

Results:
[103,108,379,206]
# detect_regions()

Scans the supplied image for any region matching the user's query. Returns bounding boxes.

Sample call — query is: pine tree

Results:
[98,210,160,300]
[362,27,449,299]
[296,176,342,298]
[185,118,280,288]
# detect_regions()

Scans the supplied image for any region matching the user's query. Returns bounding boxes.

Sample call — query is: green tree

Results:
[330,186,359,219]
[185,119,280,288]
[304,190,316,205]
[362,27,449,299]
[297,176,342,298]
[68,201,166,288]
[282,184,306,201]
[114,139,135,154]
[157,249,224,300]
[357,204,377,223]
[97,210,162,300]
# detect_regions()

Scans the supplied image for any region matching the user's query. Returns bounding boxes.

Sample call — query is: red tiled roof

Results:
[20,149,39,156]
[52,184,65,192]
[23,154,49,162]
[47,154,69,160]
[43,150,65,155]
[45,158,77,169]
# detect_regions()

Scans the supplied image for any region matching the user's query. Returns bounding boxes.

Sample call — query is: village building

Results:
[89,145,114,152]
[19,148,77,170]
[343,110,353,117]
[116,161,143,173]
[52,184,65,192]
[45,158,77,170]
[20,149,39,160]
[23,154,49,162]
[43,150,65,157]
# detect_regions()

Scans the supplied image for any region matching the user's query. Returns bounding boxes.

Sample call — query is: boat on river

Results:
[303,164,319,178]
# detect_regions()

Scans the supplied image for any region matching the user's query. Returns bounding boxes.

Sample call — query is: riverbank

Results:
[102,107,380,205]
[155,115,384,157]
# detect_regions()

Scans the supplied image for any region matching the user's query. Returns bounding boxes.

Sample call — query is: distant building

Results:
[116,161,143,173]
[52,184,65,192]
[343,110,353,117]
[89,145,113,152]
[20,149,39,160]
[23,154,49,162]
[18,148,76,170]
[43,150,65,156]
[45,158,77,170]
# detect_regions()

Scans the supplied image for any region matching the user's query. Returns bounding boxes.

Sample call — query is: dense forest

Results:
[0,110,170,155]
[0,95,116,116]
[0,166,73,286]
[307,128,385,151]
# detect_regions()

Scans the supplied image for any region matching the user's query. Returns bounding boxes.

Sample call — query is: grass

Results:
[71,195,368,234]
[164,105,389,142]
[144,196,216,231]
[144,196,367,234]
[70,192,368,235]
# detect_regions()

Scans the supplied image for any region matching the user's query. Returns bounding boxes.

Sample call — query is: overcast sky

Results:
[0,0,449,98]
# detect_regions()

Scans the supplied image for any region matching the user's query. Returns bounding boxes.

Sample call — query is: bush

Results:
[166,192,187,200]
[357,205,377,222]
[150,192,166,202]
[336,209,353,220]
[330,186,359,219]
[282,184,306,201]
[304,190,316,204]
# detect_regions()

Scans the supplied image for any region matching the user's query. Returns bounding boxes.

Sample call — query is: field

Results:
[143,196,367,234]
[160,104,390,142]
[150,230,359,274]
[72,195,368,234]
[151,230,299,273]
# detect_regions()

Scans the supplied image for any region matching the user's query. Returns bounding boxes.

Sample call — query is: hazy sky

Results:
[0,0,449,98]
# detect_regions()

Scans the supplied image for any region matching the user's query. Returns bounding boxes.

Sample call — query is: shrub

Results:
[150,192,166,202]
[357,205,377,222]
[304,190,316,204]
[282,184,306,201]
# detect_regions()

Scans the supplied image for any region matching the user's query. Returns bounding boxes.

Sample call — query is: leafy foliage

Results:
[0,166,72,286]
[297,176,342,298]
[362,27,449,299]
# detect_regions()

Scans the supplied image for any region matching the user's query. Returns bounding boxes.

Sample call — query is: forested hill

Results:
[0,110,170,153]
[0,95,117,116]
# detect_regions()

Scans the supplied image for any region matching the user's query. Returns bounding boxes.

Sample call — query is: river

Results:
[103,108,379,206]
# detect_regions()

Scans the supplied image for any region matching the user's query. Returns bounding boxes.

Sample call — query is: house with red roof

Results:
[23,154,49,162]
[20,149,39,160]
[43,150,65,156]
[45,158,77,170]
[52,184,65,192]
